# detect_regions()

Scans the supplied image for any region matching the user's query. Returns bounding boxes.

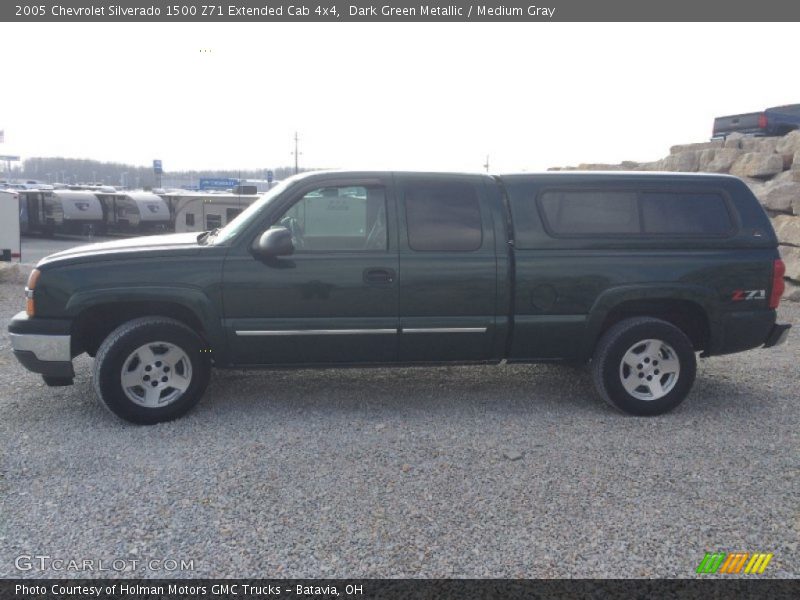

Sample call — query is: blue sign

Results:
[153,159,163,175]
[266,170,274,184]
[199,177,239,191]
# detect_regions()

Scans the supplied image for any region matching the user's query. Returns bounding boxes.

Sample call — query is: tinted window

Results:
[641,192,732,234]
[539,190,639,235]
[405,182,482,251]
[206,214,222,229]
[274,185,387,252]
[185,213,194,227]
[508,188,546,249]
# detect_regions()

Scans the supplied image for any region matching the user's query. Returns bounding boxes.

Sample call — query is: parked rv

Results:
[163,191,260,233]
[0,189,21,261]
[95,191,171,232]
[53,190,105,234]
[238,179,281,194]
[17,189,63,236]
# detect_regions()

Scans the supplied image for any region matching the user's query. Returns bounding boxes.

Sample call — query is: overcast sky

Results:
[0,22,797,174]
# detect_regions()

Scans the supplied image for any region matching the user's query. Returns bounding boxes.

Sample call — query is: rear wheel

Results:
[93,317,211,424]
[592,317,696,416]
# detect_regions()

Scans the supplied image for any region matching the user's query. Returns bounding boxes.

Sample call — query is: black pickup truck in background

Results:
[712,104,800,139]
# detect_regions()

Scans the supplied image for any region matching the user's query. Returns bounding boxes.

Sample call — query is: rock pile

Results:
[552,130,800,301]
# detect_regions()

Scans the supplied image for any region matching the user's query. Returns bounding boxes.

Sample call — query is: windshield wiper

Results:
[197,228,220,245]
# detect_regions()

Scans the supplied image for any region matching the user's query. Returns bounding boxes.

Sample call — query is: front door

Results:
[223,178,399,365]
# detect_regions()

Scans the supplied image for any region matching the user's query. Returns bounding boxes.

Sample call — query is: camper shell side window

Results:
[509,184,737,247]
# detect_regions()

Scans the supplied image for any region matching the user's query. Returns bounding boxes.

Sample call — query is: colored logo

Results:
[696,552,773,574]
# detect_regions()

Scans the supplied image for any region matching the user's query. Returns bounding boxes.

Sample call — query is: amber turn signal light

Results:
[25,269,41,317]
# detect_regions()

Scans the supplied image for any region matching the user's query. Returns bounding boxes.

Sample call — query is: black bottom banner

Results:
[1,579,798,600]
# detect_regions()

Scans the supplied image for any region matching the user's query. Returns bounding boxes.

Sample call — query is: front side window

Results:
[274,185,387,252]
[404,181,482,251]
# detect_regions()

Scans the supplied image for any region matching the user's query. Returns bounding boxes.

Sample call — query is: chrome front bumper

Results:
[9,332,72,362]
[8,311,74,381]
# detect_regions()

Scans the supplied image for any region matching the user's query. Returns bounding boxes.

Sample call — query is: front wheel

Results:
[93,317,211,424]
[592,317,696,416]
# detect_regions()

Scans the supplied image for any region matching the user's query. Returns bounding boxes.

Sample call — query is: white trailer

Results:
[0,189,22,261]
[166,192,260,233]
[95,191,170,231]
[54,190,104,234]
[237,179,281,194]
[18,189,63,235]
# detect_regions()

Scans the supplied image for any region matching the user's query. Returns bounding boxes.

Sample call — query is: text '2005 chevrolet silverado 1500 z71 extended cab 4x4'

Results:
[9,171,791,424]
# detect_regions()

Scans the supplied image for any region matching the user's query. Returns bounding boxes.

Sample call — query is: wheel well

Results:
[72,302,206,357]
[599,299,709,351]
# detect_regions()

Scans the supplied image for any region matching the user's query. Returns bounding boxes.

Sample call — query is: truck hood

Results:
[38,232,203,267]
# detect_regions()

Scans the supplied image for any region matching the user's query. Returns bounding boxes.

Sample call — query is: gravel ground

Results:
[0,279,797,579]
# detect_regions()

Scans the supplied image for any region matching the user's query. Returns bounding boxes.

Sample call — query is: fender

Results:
[582,283,719,361]
[65,285,230,365]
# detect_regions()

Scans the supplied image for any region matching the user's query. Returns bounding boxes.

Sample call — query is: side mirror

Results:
[253,226,294,258]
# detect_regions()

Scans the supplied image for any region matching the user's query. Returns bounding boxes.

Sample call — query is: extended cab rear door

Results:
[395,174,500,363]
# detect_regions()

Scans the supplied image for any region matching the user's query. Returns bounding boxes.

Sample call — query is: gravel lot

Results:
[0,278,798,579]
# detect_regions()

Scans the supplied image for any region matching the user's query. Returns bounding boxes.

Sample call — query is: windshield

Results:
[210,179,291,245]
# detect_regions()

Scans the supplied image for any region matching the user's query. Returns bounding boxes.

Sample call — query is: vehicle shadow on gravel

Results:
[191,361,790,425]
[195,363,605,419]
[3,352,784,427]
[685,369,791,417]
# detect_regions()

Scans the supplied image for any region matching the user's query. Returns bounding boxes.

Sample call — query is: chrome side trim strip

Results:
[402,327,487,334]
[9,333,72,362]
[235,329,397,336]
[235,327,489,336]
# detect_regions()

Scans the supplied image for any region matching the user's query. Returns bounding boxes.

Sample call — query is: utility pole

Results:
[292,131,302,174]
[483,155,490,173]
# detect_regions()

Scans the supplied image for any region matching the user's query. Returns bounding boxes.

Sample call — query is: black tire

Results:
[92,317,211,424]
[592,317,696,416]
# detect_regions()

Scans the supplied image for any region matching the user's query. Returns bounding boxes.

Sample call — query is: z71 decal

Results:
[732,289,766,301]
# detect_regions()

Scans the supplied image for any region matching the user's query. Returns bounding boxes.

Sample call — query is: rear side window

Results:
[539,191,639,235]
[405,181,482,251]
[531,188,734,239]
[640,192,732,234]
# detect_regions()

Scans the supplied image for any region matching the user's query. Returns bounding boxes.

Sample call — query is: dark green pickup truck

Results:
[9,171,790,423]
